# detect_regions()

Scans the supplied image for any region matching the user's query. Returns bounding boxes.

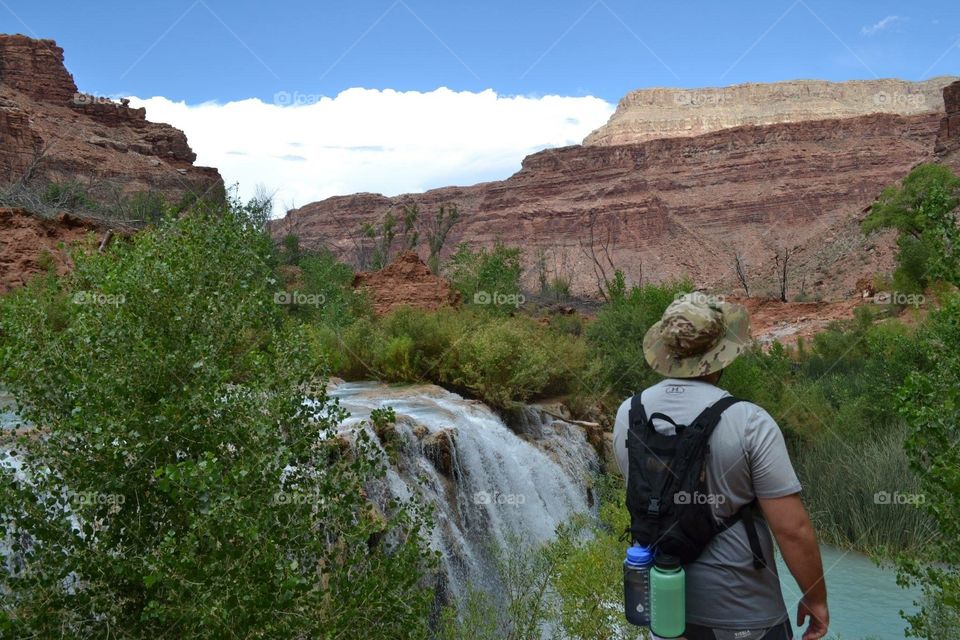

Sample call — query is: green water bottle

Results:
[650,552,685,638]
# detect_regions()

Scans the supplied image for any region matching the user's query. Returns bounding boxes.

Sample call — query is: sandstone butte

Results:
[0,34,223,292]
[0,34,222,206]
[271,78,960,302]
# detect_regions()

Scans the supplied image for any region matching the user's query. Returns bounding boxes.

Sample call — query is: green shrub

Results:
[0,203,434,638]
[452,317,552,407]
[42,180,95,210]
[585,279,691,398]
[862,163,960,291]
[896,293,960,639]
[124,190,168,224]
[446,241,523,312]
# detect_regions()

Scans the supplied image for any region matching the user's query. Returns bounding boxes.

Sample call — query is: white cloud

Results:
[861,15,903,36]
[129,88,614,216]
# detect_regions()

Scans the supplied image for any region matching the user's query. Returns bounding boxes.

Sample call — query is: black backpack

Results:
[624,394,767,569]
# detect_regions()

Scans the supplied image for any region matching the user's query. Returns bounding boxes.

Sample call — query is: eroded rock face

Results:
[936,80,960,170]
[0,35,77,103]
[352,251,461,315]
[584,77,956,146]
[0,34,222,204]
[272,110,941,300]
[0,207,104,293]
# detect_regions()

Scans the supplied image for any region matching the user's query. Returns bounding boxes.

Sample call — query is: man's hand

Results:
[797,597,829,640]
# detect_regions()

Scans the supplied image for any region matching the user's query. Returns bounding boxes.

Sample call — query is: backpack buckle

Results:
[647,498,661,516]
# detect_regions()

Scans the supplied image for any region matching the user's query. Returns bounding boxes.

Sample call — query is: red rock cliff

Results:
[0,34,222,205]
[271,106,943,300]
[936,80,960,170]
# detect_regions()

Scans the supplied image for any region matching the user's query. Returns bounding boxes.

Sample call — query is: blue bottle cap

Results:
[626,545,652,566]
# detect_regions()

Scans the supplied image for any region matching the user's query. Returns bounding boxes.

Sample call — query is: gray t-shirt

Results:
[613,378,802,628]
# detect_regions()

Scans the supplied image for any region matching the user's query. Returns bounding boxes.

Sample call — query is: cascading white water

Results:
[329,381,600,604]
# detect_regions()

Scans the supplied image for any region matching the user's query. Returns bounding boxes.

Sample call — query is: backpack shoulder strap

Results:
[627,393,648,432]
[690,395,742,432]
[691,396,769,570]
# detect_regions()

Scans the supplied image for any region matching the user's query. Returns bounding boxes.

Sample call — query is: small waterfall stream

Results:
[329,381,600,603]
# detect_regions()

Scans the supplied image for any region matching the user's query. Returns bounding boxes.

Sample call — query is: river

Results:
[776,545,922,640]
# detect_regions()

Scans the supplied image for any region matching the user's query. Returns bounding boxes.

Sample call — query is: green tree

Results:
[896,293,960,639]
[0,204,434,638]
[862,164,960,291]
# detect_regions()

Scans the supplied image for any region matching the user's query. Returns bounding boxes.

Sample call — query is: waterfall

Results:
[329,381,600,604]
[0,382,600,607]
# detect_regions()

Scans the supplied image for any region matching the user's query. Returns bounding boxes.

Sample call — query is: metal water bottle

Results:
[623,545,652,626]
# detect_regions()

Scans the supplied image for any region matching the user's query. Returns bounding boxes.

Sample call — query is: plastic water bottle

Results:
[650,552,685,638]
[623,545,652,626]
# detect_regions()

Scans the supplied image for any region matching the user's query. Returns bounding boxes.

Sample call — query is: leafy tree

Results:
[0,203,434,638]
[862,164,960,291]
[896,293,960,639]
[423,204,461,274]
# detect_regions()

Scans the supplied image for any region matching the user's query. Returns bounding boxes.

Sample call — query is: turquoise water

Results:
[776,545,922,640]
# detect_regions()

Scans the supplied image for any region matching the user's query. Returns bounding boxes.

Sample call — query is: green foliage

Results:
[0,203,434,638]
[896,293,960,639]
[862,164,960,291]
[362,206,419,270]
[294,248,368,326]
[585,279,691,398]
[328,307,587,408]
[42,180,95,211]
[548,477,639,640]
[793,426,934,555]
[124,190,168,224]
[279,233,301,265]
[862,164,960,236]
[424,204,461,274]
[446,241,523,312]
[434,533,559,640]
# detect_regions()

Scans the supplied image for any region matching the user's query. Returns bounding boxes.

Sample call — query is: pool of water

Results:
[776,545,922,640]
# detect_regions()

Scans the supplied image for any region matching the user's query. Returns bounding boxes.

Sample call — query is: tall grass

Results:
[792,425,937,557]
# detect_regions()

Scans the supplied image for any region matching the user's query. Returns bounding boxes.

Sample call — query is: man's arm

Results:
[758,493,829,640]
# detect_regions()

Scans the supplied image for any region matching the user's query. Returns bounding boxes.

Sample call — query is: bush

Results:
[325,307,586,409]
[0,204,434,638]
[896,293,960,639]
[862,164,960,291]
[585,279,691,398]
[446,241,523,312]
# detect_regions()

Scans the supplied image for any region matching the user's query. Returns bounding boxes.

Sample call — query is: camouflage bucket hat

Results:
[643,293,751,378]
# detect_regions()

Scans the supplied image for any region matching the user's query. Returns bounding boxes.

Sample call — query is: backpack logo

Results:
[665,385,686,394]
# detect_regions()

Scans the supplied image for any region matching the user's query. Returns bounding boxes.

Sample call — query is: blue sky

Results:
[2,0,959,208]
[5,0,958,101]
